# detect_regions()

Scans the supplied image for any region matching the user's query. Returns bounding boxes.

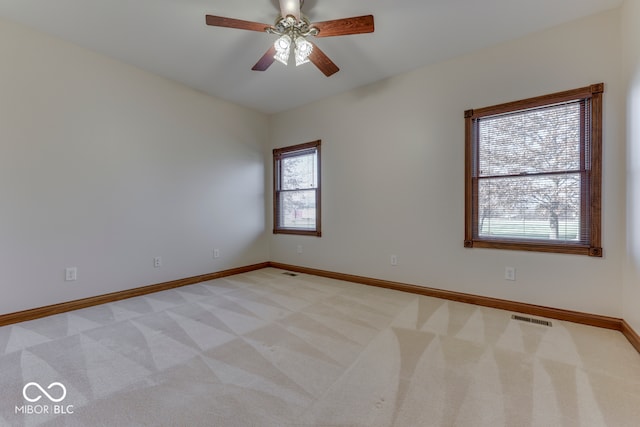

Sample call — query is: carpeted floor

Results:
[1,267,639,426]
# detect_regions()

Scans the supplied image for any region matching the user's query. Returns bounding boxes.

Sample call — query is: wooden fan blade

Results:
[313,15,374,37]
[279,0,301,19]
[205,15,269,32]
[252,46,277,71]
[308,42,339,77]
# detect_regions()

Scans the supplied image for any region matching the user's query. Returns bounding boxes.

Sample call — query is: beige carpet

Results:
[1,267,639,426]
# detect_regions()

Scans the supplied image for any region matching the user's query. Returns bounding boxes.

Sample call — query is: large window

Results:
[273,140,321,236]
[464,84,603,256]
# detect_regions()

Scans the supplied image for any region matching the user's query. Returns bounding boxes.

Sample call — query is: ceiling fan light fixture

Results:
[205,1,374,76]
[274,34,291,65]
[294,37,313,66]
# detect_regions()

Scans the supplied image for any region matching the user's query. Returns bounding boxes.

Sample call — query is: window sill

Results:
[274,228,322,237]
[464,239,602,257]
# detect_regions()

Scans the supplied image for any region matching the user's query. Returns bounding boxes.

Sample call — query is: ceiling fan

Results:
[205,0,374,77]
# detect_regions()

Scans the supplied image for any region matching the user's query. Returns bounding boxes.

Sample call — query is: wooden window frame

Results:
[464,84,603,256]
[273,140,322,237]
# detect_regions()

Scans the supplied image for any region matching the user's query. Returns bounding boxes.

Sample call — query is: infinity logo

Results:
[22,382,67,403]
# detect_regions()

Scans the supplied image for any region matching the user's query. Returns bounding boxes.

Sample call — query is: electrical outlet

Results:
[154,257,162,268]
[390,255,398,266]
[505,266,516,281]
[65,267,77,281]
[297,245,303,254]
[213,248,220,259]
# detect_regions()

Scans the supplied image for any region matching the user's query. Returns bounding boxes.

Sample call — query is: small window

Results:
[273,140,321,236]
[464,84,603,256]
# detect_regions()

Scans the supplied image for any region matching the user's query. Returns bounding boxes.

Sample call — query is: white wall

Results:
[622,0,640,332]
[269,9,626,317]
[0,18,269,315]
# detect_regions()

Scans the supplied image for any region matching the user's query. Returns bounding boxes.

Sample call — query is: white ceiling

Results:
[0,0,624,114]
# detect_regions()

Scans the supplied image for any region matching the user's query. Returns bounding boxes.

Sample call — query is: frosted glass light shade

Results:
[274,35,291,65]
[294,37,313,66]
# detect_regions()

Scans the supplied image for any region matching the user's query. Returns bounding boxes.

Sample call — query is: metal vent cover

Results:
[511,314,552,327]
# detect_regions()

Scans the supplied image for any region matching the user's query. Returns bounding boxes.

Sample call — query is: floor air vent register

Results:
[511,314,553,327]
